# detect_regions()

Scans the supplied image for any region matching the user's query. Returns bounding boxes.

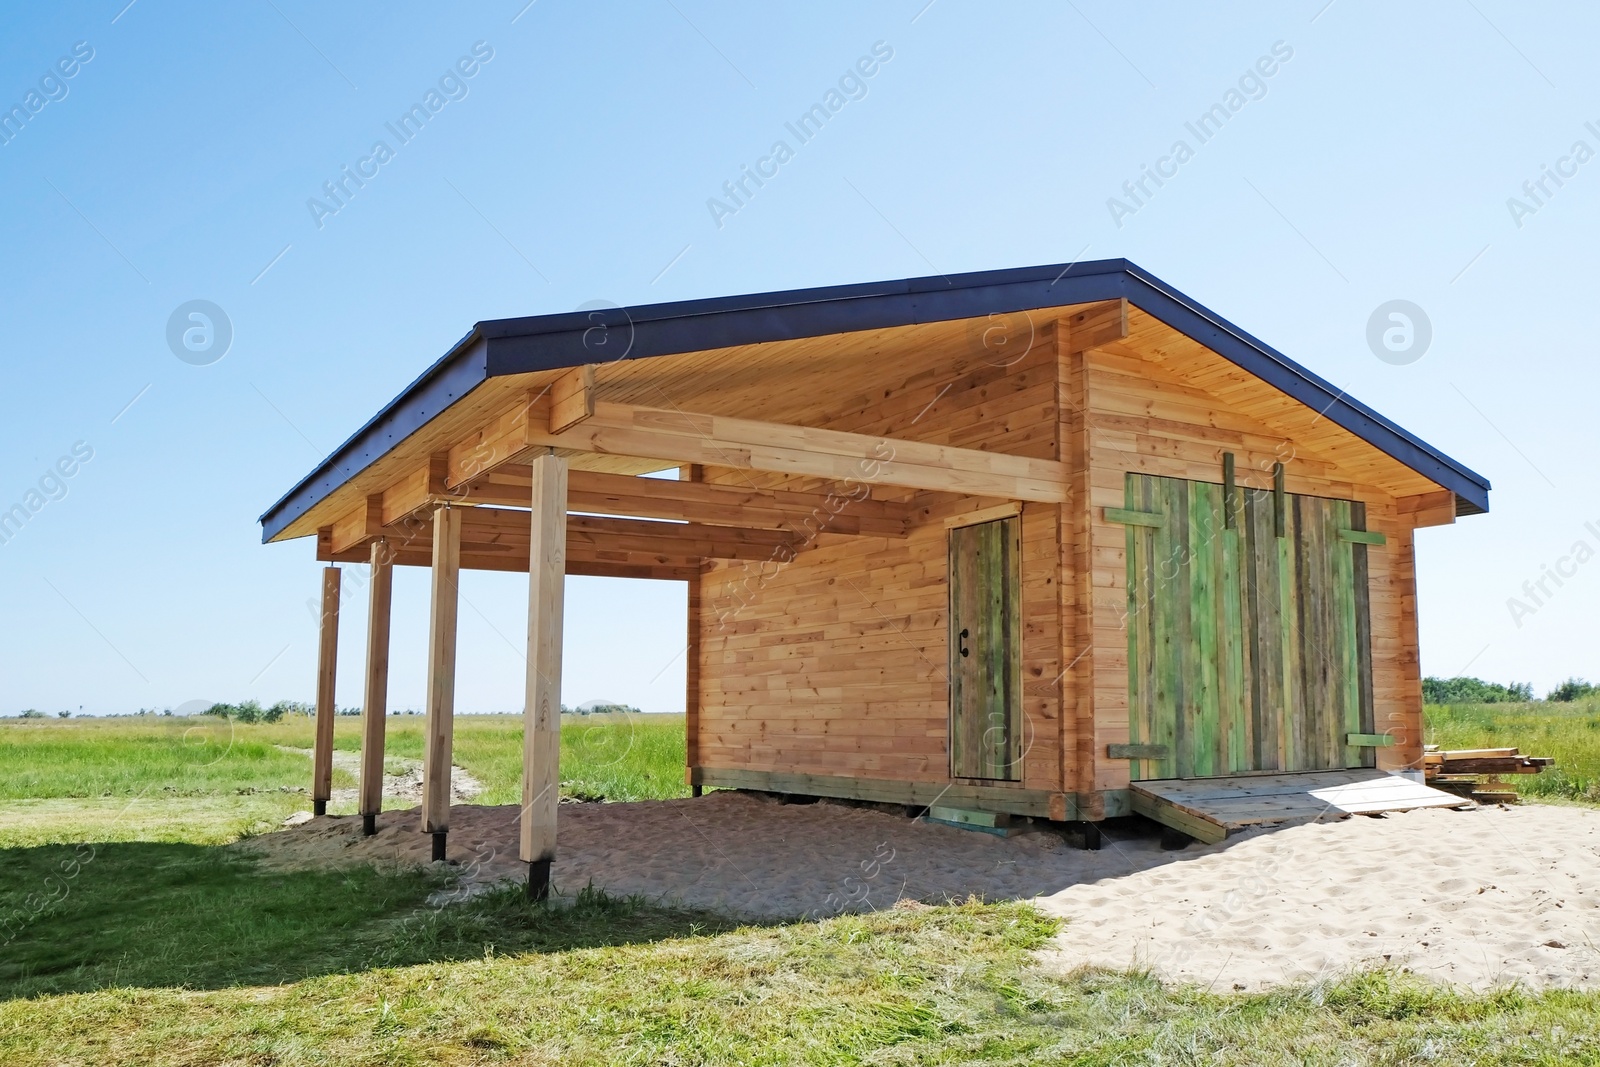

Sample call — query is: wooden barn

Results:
[259,260,1489,889]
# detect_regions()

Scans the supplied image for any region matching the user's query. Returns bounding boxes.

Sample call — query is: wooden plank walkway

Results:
[1130,769,1470,845]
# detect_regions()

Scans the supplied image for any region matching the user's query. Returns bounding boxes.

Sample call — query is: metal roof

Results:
[259,258,1490,541]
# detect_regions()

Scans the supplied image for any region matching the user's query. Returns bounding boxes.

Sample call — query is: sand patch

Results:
[1036,802,1600,992]
[237,791,1600,990]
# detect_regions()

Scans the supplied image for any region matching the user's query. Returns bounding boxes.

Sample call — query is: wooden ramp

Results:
[1130,769,1470,845]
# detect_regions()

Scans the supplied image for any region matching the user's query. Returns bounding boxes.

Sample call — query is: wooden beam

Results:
[522,454,567,898]
[420,506,461,847]
[549,365,597,433]
[330,494,385,554]
[358,539,393,830]
[337,506,798,564]
[538,402,1067,500]
[312,566,340,816]
[1397,489,1455,529]
[462,466,912,537]
[1062,299,1129,353]
[1339,529,1388,546]
[324,540,697,580]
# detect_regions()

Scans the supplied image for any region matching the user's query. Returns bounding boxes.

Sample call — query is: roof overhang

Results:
[259,258,1490,542]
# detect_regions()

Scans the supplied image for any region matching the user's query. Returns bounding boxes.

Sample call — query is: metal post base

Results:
[1080,821,1103,851]
[431,831,447,863]
[362,813,376,837]
[527,859,551,901]
[313,799,326,817]
[691,784,703,798]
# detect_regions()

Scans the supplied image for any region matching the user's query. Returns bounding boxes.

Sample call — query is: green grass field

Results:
[1,708,1597,1064]
[1424,698,1600,802]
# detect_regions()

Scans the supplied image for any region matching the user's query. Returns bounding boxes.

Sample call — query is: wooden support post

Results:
[522,453,568,900]
[358,539,393,836]
[312,566,340,817]
[421,506,462,857]
[684,464,703,797]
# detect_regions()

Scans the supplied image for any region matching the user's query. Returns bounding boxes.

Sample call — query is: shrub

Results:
[17,709,44,719]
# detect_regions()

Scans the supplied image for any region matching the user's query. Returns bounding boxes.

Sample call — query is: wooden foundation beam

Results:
[358,540,393,833]
[521,454,567,899]
[420,506,462,846]
[312,566,341,817]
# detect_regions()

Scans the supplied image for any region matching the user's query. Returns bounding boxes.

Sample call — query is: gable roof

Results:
[259,258,1489,542]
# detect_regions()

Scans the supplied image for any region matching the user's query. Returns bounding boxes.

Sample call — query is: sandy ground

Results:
[238,791,1600,991]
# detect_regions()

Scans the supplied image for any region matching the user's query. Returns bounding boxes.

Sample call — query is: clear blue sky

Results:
[1,1,1594,715]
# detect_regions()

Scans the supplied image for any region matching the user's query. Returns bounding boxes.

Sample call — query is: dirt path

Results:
[275,746,484,806]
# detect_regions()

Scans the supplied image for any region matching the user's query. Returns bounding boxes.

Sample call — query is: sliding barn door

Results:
[948,517,1022,781]
[1125,474,1375,780]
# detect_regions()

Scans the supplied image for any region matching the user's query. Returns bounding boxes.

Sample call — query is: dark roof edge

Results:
[1114,265,1490,514]
[258,332,489,541]
[259,259,1489,542]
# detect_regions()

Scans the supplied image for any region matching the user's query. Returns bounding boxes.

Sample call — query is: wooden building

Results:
[260,260,1489,886]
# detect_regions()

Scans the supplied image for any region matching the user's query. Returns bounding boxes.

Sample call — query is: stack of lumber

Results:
[1423,745,1554,803]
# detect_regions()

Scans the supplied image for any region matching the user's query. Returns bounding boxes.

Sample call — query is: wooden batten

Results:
[312,566,341,811]
[421,506,462,835]
[358,540,393,820]
[521,454,567,873]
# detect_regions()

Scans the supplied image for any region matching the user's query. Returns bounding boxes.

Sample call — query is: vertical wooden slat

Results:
[1273,462,1286,538]
[1352,502,1376,767]
[421,506,461,842]
[1188,482,1219,778]
[312,565,340,816]
[1152,476,1180,780]
[1277,498,1301,770]
[358,540,393,828]
[522,454,568,895]
[1219,518,1246,773]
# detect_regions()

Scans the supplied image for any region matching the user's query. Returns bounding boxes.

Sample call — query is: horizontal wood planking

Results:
[696,351,1064,792]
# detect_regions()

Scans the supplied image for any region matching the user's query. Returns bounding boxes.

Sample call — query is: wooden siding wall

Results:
[693,312,1431,809]
[696,341,1064,792]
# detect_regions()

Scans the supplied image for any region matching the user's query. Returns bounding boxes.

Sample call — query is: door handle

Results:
[959,628,970,657]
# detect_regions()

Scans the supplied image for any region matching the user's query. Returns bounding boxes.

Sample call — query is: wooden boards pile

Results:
[1424,745,1553,803]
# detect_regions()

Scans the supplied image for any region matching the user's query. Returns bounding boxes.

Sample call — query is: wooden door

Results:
[1124,474,1374,780]
[948,517,1022,781]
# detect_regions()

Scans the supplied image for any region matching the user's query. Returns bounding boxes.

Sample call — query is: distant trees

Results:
[561,702,643,715]
[205,700,310,723]
[1422,677,1534,705]
[1421,676,1598,704]
[1547,678,1598,703]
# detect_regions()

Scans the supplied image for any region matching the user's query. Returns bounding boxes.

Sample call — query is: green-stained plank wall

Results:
[1123,473,1375,781]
